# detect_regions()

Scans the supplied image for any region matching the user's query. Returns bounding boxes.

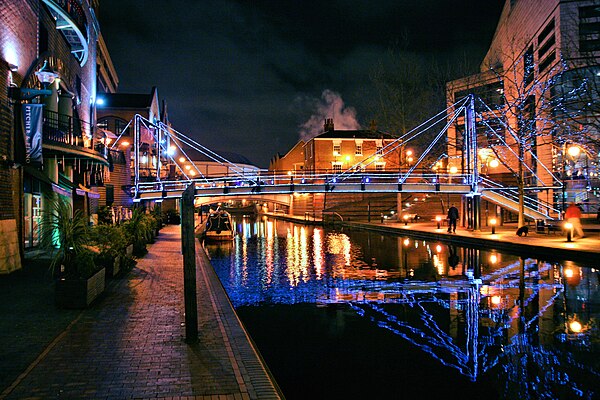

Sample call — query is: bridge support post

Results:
[181,184,198,343]
[472,193,481,231]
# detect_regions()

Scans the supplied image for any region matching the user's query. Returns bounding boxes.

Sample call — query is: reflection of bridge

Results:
[317,256,595,398]
[115,95,563,222]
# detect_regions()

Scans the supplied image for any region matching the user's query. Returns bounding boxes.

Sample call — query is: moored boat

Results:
[203,209,234,242]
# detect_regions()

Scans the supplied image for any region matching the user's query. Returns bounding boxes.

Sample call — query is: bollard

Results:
[565,222,573,242]
[490,218,497,235]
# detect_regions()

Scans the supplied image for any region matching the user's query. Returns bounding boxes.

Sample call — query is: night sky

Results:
[99,0,505,167]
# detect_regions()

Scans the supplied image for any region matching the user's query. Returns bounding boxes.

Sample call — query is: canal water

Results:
[205,216,600,399]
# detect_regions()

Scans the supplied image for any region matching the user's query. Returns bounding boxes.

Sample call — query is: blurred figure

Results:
[447,204,459,233]
[565,202,584,238]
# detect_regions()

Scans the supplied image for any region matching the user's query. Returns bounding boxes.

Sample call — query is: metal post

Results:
[181,184,198,343]
[473,194,481,231]
[134,116,139,191]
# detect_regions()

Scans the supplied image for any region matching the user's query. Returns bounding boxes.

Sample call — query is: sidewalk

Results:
[0,225,281,400]
[267,212,600,259]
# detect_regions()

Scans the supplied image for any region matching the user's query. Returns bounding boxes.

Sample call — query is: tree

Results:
[367,46,478,168]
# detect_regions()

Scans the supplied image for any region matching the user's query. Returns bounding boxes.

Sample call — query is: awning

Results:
[76,184,100,199]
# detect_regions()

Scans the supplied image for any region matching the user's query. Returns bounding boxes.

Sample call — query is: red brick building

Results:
[0,0,117,273]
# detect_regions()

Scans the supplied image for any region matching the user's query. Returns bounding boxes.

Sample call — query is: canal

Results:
[204,216,600,399]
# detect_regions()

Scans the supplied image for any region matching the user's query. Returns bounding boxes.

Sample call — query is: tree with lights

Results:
[477,42,566,227]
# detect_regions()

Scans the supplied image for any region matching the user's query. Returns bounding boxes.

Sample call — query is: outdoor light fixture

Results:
[96,97,105,105]
[491,295,502,306]
[564,222,574,242]
[179,157,186,163]
[449,166,458,174]
[489,159,499,168]
[8,61,59,100]
[403,214,409,226]
[436,215,442,229]
[567,145,581,158]
[490,218,497,234]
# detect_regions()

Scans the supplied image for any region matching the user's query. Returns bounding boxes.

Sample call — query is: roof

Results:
[97,93,153,109]
[185,147,256,166]
[313,129,398,140]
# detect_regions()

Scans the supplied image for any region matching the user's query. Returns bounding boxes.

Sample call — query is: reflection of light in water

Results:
[300,227,309,282]
[327,233,352,266]
[490,254,498,264]
[233,236,248,286]
[313,228,324,279]
[491,295,501,305]
[565,268,574,278]
[265,221,274,285]
[433,255,444,275]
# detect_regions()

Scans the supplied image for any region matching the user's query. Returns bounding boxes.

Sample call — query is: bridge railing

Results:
[135,171,474,198]
[479,177,561,218]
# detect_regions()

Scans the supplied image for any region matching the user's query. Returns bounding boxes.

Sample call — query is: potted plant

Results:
[40,198,106,308]
[122,208,154,256]
[90,224,127,278]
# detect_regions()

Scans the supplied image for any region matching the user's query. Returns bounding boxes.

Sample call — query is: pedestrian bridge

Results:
[112,95,564,222]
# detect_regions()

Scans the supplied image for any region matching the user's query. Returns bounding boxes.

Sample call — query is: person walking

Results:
[447,204,459,234]
[565,202,585,238]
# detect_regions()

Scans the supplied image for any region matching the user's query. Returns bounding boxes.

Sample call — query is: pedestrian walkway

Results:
[266,212,600,259]
[0,225,282,400]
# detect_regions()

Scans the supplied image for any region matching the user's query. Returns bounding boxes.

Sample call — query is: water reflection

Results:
[206,216,599,398]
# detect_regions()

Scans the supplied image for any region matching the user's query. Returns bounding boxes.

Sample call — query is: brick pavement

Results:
[1,225,282,400]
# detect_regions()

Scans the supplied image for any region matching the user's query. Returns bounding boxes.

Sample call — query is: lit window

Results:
[332,162,343,172]
[375,163,385,171]
[355,144,362,155]
[333,144,341,156]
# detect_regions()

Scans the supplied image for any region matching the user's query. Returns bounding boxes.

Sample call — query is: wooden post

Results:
[181,184,198,343]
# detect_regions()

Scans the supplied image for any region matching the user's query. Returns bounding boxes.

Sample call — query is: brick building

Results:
[0,0,117,273]
[446,0,600,217]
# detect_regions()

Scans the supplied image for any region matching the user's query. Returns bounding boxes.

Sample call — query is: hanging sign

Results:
[21,104,44,167]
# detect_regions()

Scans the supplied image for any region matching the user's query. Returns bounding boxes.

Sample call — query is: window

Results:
[539,50,556,73]
[332,162,343,172]
[355,142,363,155]
[375,140,383,154]
[333,141,341,156]
[538,19,555,45]
[375,163,385,171]
[579,6,600,53]
[524,45,534,86]
[455,81,504,111]
[538,35,555,60]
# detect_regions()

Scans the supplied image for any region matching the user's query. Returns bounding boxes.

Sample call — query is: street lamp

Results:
[8,61,59,101]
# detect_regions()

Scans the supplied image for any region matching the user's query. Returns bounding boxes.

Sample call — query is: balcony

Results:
[41,0,89,66]
[43,109,109,165]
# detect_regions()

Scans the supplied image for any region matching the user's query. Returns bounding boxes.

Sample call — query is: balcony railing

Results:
[42,109,95,149]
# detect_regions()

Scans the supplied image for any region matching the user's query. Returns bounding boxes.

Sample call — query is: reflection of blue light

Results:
[207,216,600,394]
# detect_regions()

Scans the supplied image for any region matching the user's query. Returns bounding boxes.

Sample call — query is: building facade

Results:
[446,0,600,217]
[0,0,117,273]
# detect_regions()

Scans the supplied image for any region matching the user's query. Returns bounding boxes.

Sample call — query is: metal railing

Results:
[43,109,93,150]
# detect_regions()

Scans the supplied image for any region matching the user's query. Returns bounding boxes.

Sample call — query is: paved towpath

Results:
[1,225,281,400]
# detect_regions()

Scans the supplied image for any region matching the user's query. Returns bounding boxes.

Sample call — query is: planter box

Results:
[105,256,121,278]
[55,268,106,309]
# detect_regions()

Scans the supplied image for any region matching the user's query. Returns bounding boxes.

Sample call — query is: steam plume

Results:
[298,90,360,141]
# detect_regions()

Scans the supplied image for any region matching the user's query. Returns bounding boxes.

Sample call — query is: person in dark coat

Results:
[447,204,459,233]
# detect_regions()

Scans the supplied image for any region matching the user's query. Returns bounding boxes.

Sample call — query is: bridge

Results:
[111,95,564,223]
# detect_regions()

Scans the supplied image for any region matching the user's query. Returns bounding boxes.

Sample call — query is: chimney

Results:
[324,118,334,132]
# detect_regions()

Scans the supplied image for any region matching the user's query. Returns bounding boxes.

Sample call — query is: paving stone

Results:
[1,225,281,400]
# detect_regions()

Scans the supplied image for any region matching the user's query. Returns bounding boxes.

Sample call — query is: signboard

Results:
[21,104,44,167]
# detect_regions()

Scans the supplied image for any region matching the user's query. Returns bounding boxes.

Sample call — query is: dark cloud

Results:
[99,0,504,167]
